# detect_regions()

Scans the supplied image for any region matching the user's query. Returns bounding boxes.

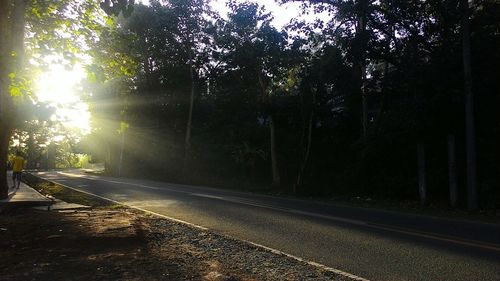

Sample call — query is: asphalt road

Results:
[35,170,500,281]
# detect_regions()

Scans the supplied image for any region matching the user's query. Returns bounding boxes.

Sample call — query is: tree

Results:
[282,0,378,137]
[0,0,29,198]
[214,2,289,188]
[11,0,491,209]
[85,12,138,176]
[82,1,221,179]
[166,0,214,173]
[10,102,54,169]
[0,0,136,198]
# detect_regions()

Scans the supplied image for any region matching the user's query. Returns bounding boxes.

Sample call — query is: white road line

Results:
[100,179,124,184]
[240,239,370,281]
[190,193,225,200]
[136,184,160,190]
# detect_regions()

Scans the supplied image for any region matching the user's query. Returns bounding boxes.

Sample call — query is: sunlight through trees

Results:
[1,0,498,212]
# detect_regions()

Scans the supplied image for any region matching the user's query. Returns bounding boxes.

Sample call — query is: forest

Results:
[1,0,498,212]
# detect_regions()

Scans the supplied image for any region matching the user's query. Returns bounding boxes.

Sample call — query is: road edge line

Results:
[241,239,370,281]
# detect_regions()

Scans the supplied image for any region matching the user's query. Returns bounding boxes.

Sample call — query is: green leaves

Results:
[231,142,266,166]
[100,0,135,17]
[118,121,129,134]
[9,86,22,97]
[8,72,31,98]
[105,17,115,27]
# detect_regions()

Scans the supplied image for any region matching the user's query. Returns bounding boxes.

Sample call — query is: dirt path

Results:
[0,208,210,280]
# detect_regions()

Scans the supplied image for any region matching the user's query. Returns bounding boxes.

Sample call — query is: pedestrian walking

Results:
[11,151,25,189]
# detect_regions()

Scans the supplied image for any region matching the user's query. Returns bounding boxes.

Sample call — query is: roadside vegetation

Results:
[1,0,498,215]
[23,173,113,208]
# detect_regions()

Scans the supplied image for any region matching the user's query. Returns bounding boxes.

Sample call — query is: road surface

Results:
[35,170,500,281]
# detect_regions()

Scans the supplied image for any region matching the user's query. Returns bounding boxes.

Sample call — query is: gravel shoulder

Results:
[0,176,354,281]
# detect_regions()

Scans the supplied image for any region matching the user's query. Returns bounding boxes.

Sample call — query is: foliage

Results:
[83,0,499,209]
[4,0,498,209]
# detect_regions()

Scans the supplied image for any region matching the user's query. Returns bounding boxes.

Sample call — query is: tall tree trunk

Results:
[294,110,313,193]
[0,128,11,199]
[462,0,477,211]
[47,143,56,170]
[0,0,11,198]
[373,60,390,132]
[448,135,458,208]
[105,141,112,174]
[183,59,195,173]
[0,0,26,199]
[361,63,368,137]
[118,131,125,177]
[11,0,26,64]
[0,58,12,198]
[270,115,280,188]
[0,0,10,120]
[417,142,427,206]
[356,0,368,137]
[294,88,315,193]
[27,130,35,169]
[257,69,280,188]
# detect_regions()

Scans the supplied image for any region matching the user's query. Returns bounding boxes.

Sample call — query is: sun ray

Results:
[34,63,90,134]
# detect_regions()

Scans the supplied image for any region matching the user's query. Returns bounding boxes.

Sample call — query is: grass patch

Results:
[83,170,106,176]
[108,204,127,209]
[23,173,114,208]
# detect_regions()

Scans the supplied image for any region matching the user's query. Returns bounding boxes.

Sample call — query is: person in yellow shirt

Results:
[11,151,25,189]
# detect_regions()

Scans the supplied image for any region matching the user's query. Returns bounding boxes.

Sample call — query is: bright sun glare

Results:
[35,64,91,134]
